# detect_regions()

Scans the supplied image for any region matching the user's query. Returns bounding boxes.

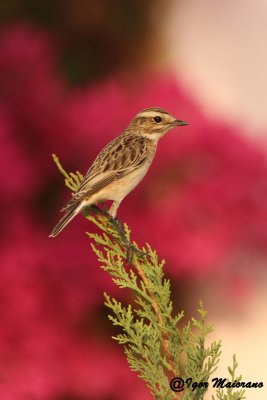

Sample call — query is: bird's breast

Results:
[98,161,151,203]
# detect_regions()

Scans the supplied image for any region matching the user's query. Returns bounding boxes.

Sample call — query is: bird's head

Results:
[129,108,188,140]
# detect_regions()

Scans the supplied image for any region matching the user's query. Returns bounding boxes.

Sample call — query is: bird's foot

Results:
[125,243,146,264]
[108,216,145,263]
[90,205,146,263]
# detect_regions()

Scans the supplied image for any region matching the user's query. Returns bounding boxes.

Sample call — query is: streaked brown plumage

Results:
[49,108,188,237]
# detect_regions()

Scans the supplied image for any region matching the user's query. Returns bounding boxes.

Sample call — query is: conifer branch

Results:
[133,256,177,377]
[52,155,246,400]
[212,355,246,400]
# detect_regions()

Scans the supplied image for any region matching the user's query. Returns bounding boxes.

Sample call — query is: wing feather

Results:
[63,134,148,211]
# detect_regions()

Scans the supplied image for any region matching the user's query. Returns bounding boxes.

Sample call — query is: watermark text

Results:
[170,377,264,393]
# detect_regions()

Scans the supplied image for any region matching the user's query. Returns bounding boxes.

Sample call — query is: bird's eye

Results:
[153,116,162,123]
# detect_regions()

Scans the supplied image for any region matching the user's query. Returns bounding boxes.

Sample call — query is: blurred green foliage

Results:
[0,0,162,85]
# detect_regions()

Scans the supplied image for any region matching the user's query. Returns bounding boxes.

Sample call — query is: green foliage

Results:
[52,154,84,192]
[212,355,246,400]
[52,155,246,400]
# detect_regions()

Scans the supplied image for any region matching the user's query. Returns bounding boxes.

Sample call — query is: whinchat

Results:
[49,108,188,237]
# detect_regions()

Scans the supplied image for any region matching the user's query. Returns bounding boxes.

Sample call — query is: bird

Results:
[49,107,188,238]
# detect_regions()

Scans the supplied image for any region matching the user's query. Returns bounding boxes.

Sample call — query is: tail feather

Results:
[49,203,83,238]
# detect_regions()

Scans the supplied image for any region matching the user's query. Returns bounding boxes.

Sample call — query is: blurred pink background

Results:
[0,1,267,399]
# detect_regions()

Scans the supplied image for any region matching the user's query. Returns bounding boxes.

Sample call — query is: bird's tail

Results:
[49,202,83,238]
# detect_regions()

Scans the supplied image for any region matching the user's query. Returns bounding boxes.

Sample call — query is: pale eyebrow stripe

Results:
[139,107,169,115]
[136,111,170,120]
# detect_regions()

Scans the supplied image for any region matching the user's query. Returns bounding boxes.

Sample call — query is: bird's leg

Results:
[110,217,135,263]
[100,201,109,214]
[108,201,134,261]
[108,201,145,263]
[109,201,120,219]
[90,202,127,242]
[90,202,144,263]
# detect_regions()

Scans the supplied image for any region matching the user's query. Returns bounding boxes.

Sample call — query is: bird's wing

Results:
[62,135,148,210]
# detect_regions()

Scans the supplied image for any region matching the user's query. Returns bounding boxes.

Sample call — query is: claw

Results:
[125,243,146,263]
[108,217,146,262]
[126,244,134,264]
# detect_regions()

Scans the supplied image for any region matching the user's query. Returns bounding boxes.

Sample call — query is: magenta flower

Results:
[1,22,267,399]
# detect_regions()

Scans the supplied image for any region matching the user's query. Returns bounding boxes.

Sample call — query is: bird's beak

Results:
[173,120,189,126]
